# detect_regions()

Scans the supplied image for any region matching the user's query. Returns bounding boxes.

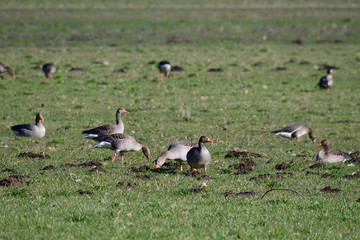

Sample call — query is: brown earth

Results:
[275,163,292,170]
[344,171,360,179]
[0,175,30,187]
[41,165,55,171]
[89,166,107,173]
[0,168,16,173]
[322,173,335,178]
[306,171,320,176]
[250,172,294,181]
[117,181,137,187]
[18,152,48,159]
[62,160,102,168]
[208,68,223,72]
[320,186,341,194]
[224,190,258,197]
[225,150,263,158]
[171,65,184,72]
[309,163,326,169]
[190,188,207,193]
[136,174,155,180]
[77,189,94,195]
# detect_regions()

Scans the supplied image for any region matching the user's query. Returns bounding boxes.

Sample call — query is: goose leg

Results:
[180,164,183,172]
[112,152,117,162]
[204,167,207,175]
[297,138,300,143]
[121,153,124,162]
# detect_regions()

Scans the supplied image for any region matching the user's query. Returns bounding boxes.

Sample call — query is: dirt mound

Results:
[129,166,151,173]
[318,64,340,70]
[208,68,223,72]
[70,67,85,71]
[171,65,184,72]
[273,67,287,71]
[136,174,155,180]
[41,165,55,171]
[250,172,293,181]
[306,171,320,175]
[322,173,335,178]
[190,188,206,193]
[62,160,102,168]
[310,163,326,169]
[344,171,360,179]
[0,168,16,173]
[18,152,48,159]
[0,175,30,187]
[231,160,256,175]
[291,39,305,45]
[89,166,107,173]
[224,190,258,197]
[117,181,137,187]
[163,162,181,167]
[77,189,94,195]
[115,67,128,73]
[275,163,292,170]
[186,171,210,180]
[320,186,341,194]
[225,150,263,158]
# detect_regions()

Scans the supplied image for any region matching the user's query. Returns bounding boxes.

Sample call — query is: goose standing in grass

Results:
[316,139,351,163]
[155,141,197,172]
[92,133,150,162]
[158,60,171,78]
[186,136,212,175]
[42,63,56,78]
[9,113,45,138]
[271,123,316,143]
[0,62,15,79]
[318,68,333,91]
[82,108,128,140]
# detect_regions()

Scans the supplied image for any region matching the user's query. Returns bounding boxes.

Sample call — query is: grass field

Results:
[1,1,360,239]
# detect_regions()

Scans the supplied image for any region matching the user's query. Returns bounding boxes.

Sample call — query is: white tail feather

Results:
[91,141,112,150]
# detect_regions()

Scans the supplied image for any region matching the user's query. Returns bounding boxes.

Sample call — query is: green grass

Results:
[1,1,360,239]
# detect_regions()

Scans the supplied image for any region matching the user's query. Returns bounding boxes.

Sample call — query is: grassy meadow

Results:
[0,1,360,239]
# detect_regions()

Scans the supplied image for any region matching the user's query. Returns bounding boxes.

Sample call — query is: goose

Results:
[9,113,45,138]
[91,133,150,162]
[318,68,333,90]
[155,141,197,172]
[158,60,171,78]
[0,63,15,79]
[82,108,128,140]
[316,139,351,163]
[42,63,56,78]
[186,136,212,175]
[271,123,316,143]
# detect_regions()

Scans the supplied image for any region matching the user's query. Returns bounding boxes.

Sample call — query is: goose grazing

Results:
[82,108,128,140]
[42,63,56,78]
[186,136,212,175]
[9,113,45,138]
[155,141,198,172]
[316,139,351,163]
[91,133,150,162]
[318,68,333,91]
[271,123,316,143]
[158,60,171,78]
[0,62,15,79]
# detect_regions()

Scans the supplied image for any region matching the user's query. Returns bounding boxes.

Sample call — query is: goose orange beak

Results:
[207,138,213,143]
[155,164,160,169]
[124,110,129,113]
[12,75,15,80]
[317,143,322,147]
[40,115,44,120]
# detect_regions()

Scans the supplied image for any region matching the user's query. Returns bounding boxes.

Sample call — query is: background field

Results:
[0,0,360,239]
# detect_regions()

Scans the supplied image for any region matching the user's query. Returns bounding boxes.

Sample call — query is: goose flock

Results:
[4,60,350,175]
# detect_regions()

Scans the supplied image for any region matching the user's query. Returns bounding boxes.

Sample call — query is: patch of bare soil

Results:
[70,67,85,71]
[115,67,128,73]
[41,165,55,171]
[171,65,184,72]
[318,64,340,70]
[129,165,151,173]
[272,67,287,71]
[163,162,181,167]
[0,168,16,173]
[0,175,30,187]
[186,171,209,180]
[190,188,206,193]
[225,150,263,158]
[344,171,360,179]
[117,181,137,187]
[62,160,103,168]
[306,171,320,176]
[77,189,94,195]
[291,39,305,45]
[349,151,360,164]
[224,190,258,197]
[320,186,341,194]
[18,152,48,159]
[229,63,238,67]
[89,166,107,173]
[275,163,292,170]
[136,174,155,180]
[252,62,262,67]
[322,173,335,178]
[299,60,311,65]
[231,159,257,175]
[166,36,190,44]
[208,68,223,72]
[250,172,294,181]
[310,163,326,169]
